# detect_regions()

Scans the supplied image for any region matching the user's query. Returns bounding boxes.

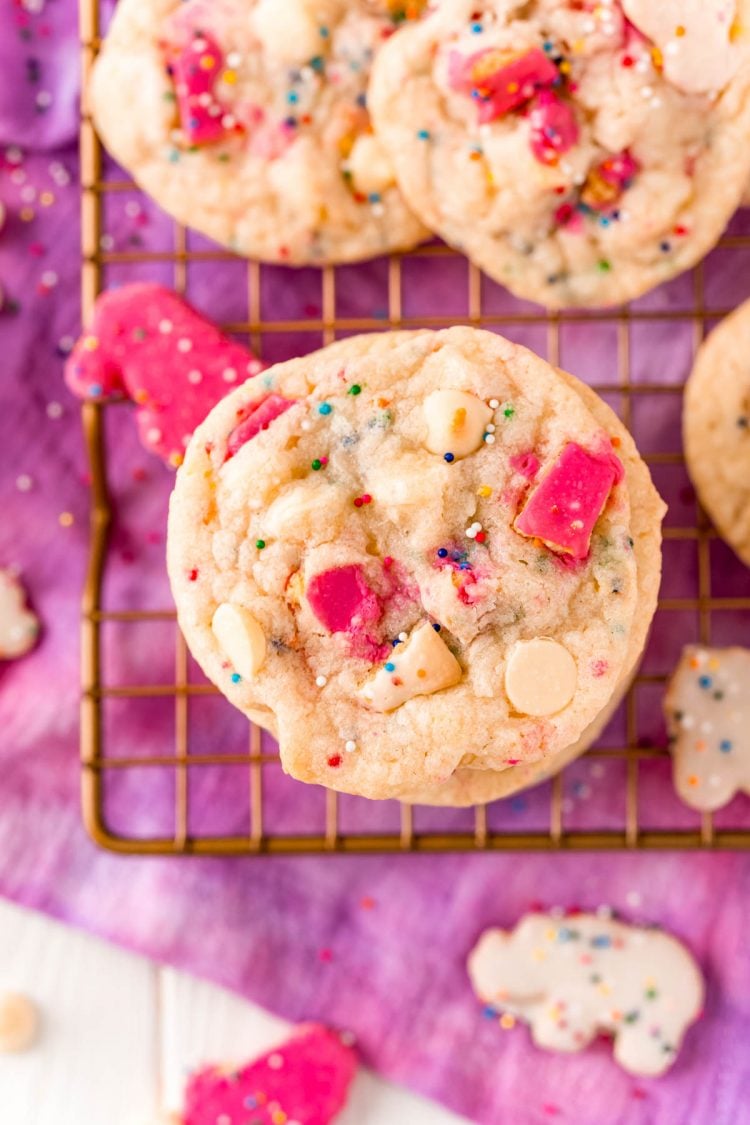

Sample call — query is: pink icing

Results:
[582,150,640,211]
[64,283,265,466]
[527,91,579,165]
[509,451,540,480]
[449,46,558,124]
[182,1023,357,1125]
[225,394,296,460]
[170,32,235,146]
[307,565,382,634]
[513,442,623,560]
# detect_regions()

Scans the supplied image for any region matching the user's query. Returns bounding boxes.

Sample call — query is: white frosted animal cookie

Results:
[0,570,39,659]
[684,298,750,568]
[369,0,750,308]
[665,646,750,811]
[468,913,704,1077]
[90,0,428,264]
[168,327,645,801]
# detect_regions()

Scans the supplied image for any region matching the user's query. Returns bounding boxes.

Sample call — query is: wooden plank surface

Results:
[0,900,468,1125]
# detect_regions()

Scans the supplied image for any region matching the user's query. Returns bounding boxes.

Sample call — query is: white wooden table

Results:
[0,900,469,1125]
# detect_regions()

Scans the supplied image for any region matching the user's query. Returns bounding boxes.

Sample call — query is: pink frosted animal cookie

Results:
[369,0,750,307]
[469,913,704,1077]
[65,283,264,468]
[0,571,39,659]
[177,1024,357,1125]
[665,646,750,811]
[167,327,663,801]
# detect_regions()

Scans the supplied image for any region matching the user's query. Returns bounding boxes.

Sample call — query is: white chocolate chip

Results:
[504,638,577,717]
[621,0,744,94]
[252,0,324,62]
[423,390,493,459]
[346,133,396,196]
[360,622,462,712]
[211,603,267,680]
[263,480,349,541]
[0,993,38,1053]
[364,451,449,511]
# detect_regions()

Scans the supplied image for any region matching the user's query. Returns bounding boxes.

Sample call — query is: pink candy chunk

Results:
[225,394,296,460]
[527,91,579,164]
[64,283,265,466]
[182,1023,357,1125]
[170,32,231,146]
[514,442,623,560]
[581,150,640,211]
[307,565,382,634]
[450,46,558,123]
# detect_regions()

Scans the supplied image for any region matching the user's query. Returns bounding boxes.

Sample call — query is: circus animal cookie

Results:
[684,298,750,567]
[369,0,750,308]
[469,913,704,1077]
[665,646,750,811]
[168,327,652,801]
[0,993,39,1054]
[0,571,39,659]
[178,1024,357,1125]
[89,0,428,264]
[64,283,264,468]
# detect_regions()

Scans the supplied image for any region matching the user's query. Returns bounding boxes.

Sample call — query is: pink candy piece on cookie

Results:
[581,150,640,211]
[169,32,233,146]
[514,442,623,559]
[64,283,265,467]
[450,47,558,124]
[181,1023,357,1125]
[226,395,296,460]
[527,91,579,165]
[307,565,382,634]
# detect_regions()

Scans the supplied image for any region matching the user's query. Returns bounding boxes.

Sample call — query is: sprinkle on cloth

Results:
[180,1024,357,1125]
[665,646,750,812]
[63,283,265,468]
[0,570,39,659]
[469,913,704,1077]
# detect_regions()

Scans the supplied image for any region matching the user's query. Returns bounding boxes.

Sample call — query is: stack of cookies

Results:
[167,327,664,803]
[93,0,750,307]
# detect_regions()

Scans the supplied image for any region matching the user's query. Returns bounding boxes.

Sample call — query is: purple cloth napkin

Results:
[2,4,750,1123]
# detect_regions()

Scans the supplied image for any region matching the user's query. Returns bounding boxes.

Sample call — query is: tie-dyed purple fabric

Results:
[2,4,750,1123]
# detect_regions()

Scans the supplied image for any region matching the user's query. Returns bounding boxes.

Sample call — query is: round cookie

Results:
[91,0,428,264]
[369,0,750,308]
[404,365,665,805]
[168,328,645,801]
[684,298,750,567]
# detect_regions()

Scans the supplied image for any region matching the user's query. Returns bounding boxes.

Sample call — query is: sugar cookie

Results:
[168,327,653,800]
[90,0,428,263]
[684,297,750,567]
[369,0,750,307]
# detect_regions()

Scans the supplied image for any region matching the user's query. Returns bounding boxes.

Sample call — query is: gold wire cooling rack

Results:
[78,0,750,854]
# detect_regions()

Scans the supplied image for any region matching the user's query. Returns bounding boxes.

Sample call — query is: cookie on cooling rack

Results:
[665,645,750,811]
[368,0,750,308]
[469,913,704,1076]
[168,327,663,801]
[684,298,750,567]
[90,0,428,264]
